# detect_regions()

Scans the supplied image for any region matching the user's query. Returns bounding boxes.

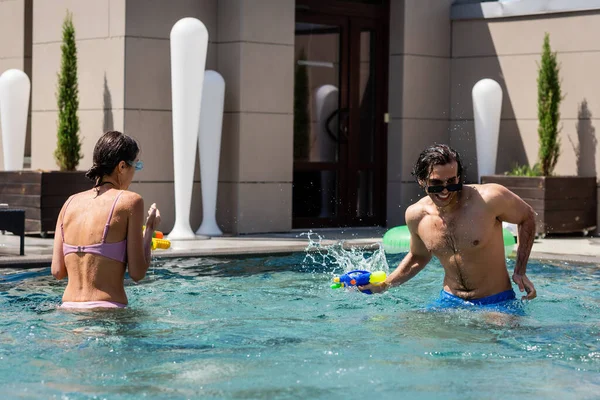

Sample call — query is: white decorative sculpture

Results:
[168,18,209,240]
[314,85,338,217]
[196,70,225,236]
[472,78,503,182]
[0,69,31,171]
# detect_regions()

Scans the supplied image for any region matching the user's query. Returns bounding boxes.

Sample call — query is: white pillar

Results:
[168,18,209,240]
[472,78,502,182]
[0,69,30,171]
[196,70,225,236]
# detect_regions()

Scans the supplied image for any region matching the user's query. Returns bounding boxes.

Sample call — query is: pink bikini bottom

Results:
[60,301,127,309]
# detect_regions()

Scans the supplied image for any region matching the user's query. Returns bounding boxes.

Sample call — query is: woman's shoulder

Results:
[116,190,144,209]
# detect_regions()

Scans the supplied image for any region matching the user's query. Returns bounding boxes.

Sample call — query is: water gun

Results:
[331,270,387,295]
[151,238,170,250]
[143,227,170,250]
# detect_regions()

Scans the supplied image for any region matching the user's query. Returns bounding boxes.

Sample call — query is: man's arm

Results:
[485,183,537,300]
[360,205,432,294]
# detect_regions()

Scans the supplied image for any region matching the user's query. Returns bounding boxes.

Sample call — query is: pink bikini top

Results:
[62,191,127,263]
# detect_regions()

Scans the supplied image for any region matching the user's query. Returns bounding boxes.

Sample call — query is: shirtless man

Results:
[361,144,537,308]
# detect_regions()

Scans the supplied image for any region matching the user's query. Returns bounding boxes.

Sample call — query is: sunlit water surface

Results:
[0,237,598,399]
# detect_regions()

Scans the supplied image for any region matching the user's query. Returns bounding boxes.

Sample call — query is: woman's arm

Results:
[125,194,157,282]
[51,199,68,280]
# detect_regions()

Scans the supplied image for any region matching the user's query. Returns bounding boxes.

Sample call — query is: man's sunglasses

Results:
[128,160,144,171]
[426,183,463,194]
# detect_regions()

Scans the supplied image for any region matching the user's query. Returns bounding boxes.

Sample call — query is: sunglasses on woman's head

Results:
[426,182,463,194]
[128,160,144,171]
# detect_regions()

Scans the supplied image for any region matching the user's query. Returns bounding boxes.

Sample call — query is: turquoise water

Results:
[0,241,599,400]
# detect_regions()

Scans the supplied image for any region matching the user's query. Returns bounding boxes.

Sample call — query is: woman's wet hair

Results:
[412,143,463,184]
[85,131,139,187]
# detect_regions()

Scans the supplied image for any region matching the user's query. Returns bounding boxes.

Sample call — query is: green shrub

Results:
[537,32,561,176]
[504,33,562,177]
[505,163,541,177]
[54,11,82,171]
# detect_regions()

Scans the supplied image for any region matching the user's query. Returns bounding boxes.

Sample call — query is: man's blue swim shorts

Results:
[428,289,525,315]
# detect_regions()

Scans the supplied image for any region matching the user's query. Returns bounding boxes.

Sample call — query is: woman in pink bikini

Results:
[51,130,161,309]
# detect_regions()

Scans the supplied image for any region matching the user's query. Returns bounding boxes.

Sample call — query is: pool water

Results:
[0,240,599,399]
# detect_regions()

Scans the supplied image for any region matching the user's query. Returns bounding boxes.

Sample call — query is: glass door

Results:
[348,18,386,226]
[293,14,349,227]
[293,5,387,228]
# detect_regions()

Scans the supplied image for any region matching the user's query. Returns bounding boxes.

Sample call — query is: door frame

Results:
[296,0,388,20]
[292,0,390,229]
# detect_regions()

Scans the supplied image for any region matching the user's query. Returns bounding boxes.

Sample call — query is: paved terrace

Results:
[0,227,597,269]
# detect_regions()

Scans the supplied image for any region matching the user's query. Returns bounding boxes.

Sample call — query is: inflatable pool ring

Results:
[382,225,411,255]
[382,225,516,256]
[502,227,516,256]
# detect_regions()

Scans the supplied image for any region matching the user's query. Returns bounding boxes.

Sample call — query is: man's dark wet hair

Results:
[412,143,463,184]
[85,131,139,188]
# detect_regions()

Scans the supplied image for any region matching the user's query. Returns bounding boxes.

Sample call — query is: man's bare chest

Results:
[419,210,495,256]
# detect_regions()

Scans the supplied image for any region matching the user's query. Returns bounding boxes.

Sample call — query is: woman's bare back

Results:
[60,188,133,304]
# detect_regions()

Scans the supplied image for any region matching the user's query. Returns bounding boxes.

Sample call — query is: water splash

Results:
[298,230,389,275]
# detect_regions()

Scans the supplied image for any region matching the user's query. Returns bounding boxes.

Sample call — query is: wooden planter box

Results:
[0,171,92,235]
[481,175,597,236]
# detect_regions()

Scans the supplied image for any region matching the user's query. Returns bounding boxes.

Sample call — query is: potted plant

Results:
[481,33,597,236]
[0,11,91,235]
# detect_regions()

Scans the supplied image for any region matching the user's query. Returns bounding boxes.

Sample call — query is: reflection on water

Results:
[0,237,599,399]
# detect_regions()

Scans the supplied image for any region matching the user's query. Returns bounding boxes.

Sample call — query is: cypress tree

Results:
[537,33,561,176]
[54,11,82,171]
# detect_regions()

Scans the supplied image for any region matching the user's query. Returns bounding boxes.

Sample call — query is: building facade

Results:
[0,0,598,235]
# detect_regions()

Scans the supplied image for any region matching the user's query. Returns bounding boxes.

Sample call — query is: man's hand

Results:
[358,281,390,294]
[512,273,536,300]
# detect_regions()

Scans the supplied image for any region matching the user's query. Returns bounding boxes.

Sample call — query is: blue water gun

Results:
[331,270,387,295]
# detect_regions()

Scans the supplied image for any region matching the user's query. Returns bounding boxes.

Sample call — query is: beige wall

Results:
[387,0,453,226]
[452,12,600,180]
[22,1,598,234]
[131,0,295,235]
[31,0,126,171]
[217,0,294,234]
[0,0,30,73]
[28,0,294,235]
[0,0,32,166]
[451,11,600,232]
[123,0,218,234]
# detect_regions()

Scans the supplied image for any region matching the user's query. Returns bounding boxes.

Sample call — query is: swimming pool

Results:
[0,242,598,399]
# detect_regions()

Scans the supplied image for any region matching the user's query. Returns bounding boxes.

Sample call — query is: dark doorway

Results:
[292,0,389,228]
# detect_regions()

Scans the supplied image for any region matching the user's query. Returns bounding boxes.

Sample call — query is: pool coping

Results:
[0,237,597,269]
[0,237,382,269]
